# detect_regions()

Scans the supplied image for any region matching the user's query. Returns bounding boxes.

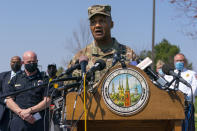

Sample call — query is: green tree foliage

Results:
[138,38,193,70]
[154,39,180,67]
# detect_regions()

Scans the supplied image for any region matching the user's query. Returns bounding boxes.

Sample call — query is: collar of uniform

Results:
[91,38,119,57]
[174,68,187,73]
[23,69,42,80]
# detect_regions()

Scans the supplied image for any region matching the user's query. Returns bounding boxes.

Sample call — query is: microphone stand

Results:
[0,76,81,98]
[59,89,71,130]
[166,70,181,91]
[174,70,181,90]
[0,83,47,98]
[120,56,126,68]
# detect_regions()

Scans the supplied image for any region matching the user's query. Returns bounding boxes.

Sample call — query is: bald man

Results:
[6,51,50,131]
[0,56,22,131]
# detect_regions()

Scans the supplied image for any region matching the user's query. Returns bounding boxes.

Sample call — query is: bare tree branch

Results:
[63,19,93,67]
[169,0,197,38]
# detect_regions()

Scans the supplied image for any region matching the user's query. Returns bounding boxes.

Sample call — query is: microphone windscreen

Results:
[95,59,106,71]
[79,56,89,63]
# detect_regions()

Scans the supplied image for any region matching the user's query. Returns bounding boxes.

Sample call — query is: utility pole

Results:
[152,0,156,69]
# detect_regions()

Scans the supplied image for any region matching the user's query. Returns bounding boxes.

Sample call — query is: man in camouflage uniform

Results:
[68,5,137,85]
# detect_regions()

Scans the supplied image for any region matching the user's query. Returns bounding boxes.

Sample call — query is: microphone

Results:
[162,64,191,88]
[57,60,80,77]
[50,76,81,83]
[86,59,106,80]
[112,52,120,67]
[79,56,88,74]
[137,57,168,88]
[136,57,153,70]
[65,60,81,75]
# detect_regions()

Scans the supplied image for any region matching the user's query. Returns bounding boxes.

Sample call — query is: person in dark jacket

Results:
[6,51,51,131]
[0,56,22,131]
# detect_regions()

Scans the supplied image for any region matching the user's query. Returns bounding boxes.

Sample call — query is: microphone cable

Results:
[70,78,86,130]
[71,73,91,131]
[44,78,60,131]
[47,84,61,131]
[43,79,51,131]
[71,90,96,131]
[83,73,87,131]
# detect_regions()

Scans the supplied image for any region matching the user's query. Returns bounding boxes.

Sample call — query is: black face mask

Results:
[48,71,56,78]
[11,63,21,73]
[25,63,37,73]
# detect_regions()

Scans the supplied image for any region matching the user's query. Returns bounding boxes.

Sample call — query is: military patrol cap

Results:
[88,5,111,19]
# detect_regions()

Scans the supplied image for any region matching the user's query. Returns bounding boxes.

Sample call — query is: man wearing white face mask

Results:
[164,53,197,131]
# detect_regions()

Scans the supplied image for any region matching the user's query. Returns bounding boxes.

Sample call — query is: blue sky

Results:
[0,0,196,72]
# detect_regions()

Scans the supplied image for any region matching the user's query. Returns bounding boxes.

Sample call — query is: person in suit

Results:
[0,56,22,131]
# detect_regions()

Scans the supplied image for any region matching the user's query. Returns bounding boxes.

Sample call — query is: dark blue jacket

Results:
[0,71,11,123]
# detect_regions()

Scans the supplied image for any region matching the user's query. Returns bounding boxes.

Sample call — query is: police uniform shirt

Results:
[7,71,48,110]
[164,68,197,103]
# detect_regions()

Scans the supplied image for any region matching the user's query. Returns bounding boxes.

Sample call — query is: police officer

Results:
[68,5,137,84]
[47,64,57,80]
[0,56,22,131]
[6,51,51,131]
[164,53,197,131]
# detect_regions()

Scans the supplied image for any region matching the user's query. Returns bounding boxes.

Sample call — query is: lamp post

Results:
[152,0,156,69]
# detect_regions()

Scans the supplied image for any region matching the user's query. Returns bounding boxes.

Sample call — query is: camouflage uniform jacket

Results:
[68,38,137,86]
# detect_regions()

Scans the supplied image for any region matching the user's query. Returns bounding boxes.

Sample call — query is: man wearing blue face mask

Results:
[165,53,197,131]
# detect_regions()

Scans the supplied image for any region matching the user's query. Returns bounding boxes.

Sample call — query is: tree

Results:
[63,19,92,66]
[154,39,180,67]
[139,38,192,70]
[139,39,179,68]
[169,0,197,38]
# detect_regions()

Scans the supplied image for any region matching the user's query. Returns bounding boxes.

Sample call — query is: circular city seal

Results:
[102,67,149,116]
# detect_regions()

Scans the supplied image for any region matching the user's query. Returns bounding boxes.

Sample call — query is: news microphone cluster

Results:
[58,60,81,78]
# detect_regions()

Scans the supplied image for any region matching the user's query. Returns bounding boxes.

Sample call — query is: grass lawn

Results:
[195,97,197,129]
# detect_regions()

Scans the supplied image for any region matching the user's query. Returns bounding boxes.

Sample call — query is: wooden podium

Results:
[66,65,185,131]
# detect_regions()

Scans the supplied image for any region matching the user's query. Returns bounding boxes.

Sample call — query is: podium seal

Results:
[102,67,149,116]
